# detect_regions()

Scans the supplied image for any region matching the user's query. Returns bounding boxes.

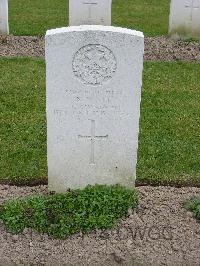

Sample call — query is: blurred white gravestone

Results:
[45,25,144,193]
[69,0,112,26]
[0,0,9,35]
[169,0,200,39]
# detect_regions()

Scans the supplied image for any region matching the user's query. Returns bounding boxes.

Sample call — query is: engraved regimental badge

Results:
[73,44,117,85]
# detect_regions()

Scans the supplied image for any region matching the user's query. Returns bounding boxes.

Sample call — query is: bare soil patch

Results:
[0,185,200,266]
[0,35,200,62]
[0,36,44,58]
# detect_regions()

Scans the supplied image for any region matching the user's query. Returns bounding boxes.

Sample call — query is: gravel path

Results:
[0,35,200,62]
[0,185,200,266]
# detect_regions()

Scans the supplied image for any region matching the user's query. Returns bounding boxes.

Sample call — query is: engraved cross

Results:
[83,1,98,19]
[78,120,108,165]
[185,0,200,20]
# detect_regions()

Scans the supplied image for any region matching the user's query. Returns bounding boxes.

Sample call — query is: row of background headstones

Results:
[0,0,200,39]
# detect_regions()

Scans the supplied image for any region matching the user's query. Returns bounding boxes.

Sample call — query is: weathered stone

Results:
[0,0,9,35]
[69,0,112,26]
[45,25,144,192]
[169,0,200,39]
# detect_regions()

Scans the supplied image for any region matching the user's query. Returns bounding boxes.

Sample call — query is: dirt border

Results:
[0,185,200,266]
[1,176,200,189]
[0,35,200,62]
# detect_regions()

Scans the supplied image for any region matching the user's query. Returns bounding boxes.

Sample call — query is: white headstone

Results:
[69,0,112,26]
[0,0,9,35]
[45,25,144,192]
[169,0,200,39]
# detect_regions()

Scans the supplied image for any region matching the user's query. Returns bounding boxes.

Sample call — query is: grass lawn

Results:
[9,0,170,37]
[0,58,199,186]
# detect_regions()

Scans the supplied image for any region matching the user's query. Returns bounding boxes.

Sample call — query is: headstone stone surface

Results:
[45,25,144,192]
[169,0,200,39]
[0,0,9,35]
[69,0,112,26]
